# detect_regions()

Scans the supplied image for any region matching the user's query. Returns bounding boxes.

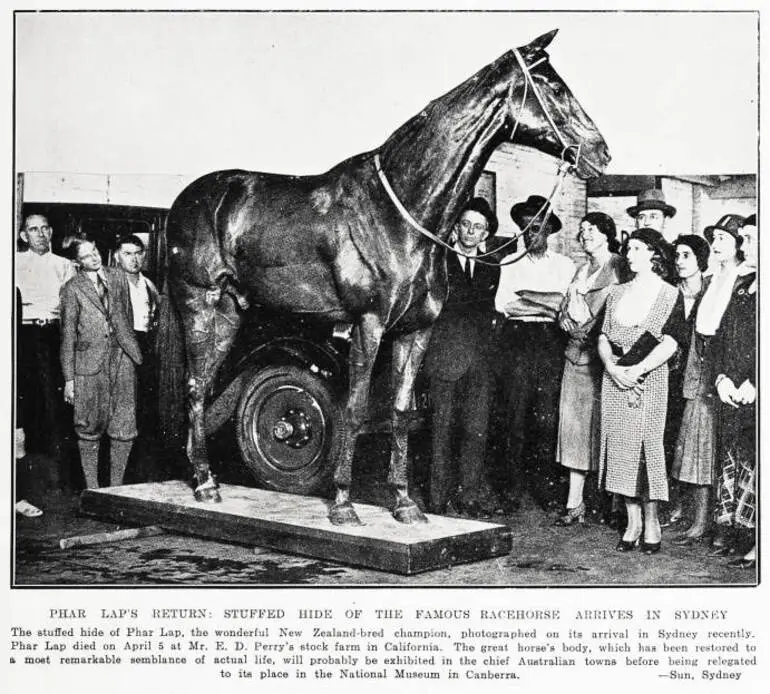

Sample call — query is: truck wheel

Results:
[235,365,343,495]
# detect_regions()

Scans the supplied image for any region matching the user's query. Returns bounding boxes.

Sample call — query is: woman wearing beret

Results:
[711,215,757,569]
[597,229,686,555]
[554,212,625,525]
[671,215,744,545]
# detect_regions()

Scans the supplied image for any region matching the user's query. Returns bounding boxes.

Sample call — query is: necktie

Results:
[96,275,110,314]
[464,257,473,283]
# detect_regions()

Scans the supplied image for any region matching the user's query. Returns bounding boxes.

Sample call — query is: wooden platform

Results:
[79,481,512,575]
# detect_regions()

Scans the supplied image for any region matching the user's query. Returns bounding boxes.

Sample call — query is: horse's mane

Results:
[378,51,515,234]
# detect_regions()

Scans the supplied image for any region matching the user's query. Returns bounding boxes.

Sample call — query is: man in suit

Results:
[60,239,143,489]
[423,197,502,517]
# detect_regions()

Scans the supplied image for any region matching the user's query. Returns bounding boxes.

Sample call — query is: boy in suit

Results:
[423,198,502,517]
[60,239,143,489]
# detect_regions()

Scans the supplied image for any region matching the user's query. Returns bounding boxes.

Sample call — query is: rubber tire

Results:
[235,364,343,495]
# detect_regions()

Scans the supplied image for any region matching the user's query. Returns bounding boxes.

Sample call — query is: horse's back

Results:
[165,160,381,319]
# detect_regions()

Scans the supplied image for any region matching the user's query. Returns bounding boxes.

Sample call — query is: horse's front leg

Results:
[329,314,384,525]
[389,327,432,524]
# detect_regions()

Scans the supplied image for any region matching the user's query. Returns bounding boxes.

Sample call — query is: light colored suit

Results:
[60,267,142,441]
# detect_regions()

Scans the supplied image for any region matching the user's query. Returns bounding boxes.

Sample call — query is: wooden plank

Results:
[59,526,166,550]
[79,481,512,575]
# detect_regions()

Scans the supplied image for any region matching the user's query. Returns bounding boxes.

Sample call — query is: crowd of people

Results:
[424,189,757,570]
[15,215,158,517]
[14,189,758,572]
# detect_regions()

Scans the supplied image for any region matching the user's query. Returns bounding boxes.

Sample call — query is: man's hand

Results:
[559,313,578,333]
[64,380,74,405]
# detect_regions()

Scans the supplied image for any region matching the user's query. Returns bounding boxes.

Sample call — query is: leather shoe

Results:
[554,502,586,527]
[616,538,640,552]
[499,493,521,514]
[641,541,661,555]
[456,491,503,518]
[427,499,461,516]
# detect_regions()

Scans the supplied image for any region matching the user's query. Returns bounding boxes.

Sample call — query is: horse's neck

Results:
[379,55,518,240]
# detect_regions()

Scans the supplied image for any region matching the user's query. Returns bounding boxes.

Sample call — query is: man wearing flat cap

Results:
[494,195,575,511]
[423,197,502,517]
[627,188,677,239]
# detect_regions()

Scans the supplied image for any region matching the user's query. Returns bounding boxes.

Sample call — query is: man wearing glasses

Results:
[16,214,76,493]
[423,197,503,517]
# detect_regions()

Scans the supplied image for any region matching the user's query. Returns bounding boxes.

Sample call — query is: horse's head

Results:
[507,30,611,180]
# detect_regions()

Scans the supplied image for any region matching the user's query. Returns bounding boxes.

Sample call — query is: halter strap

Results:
[373,50,580,268]
[373,153,570,267]
[511,48,581,171]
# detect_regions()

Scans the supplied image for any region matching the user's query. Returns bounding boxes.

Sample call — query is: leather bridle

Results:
[374,48,582,267]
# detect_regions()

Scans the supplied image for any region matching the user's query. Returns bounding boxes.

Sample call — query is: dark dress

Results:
[663,278,707,472]
[714,272,756,529]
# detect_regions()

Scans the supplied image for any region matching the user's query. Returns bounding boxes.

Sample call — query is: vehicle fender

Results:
[205,338,346,434]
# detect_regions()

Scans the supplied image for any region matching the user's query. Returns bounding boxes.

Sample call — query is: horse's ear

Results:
[520,29,558,55]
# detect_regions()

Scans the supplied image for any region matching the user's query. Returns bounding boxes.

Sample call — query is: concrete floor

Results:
[13,436,756,587]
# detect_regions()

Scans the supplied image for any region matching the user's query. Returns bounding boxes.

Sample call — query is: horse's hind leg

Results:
[389,327,432,523]
[176,282,242,502]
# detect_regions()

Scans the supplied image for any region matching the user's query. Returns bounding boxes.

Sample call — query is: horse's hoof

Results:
[194,480,221,503]
[393,498,429,524]
[329,502,363,526]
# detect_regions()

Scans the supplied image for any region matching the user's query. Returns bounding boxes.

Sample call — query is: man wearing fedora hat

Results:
[494,195,575,511]
[627,188,677,238]
[423,197,502,517]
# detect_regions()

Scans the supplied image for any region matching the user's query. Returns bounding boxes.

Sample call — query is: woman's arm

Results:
[623,335,678,383]
[598,333,638,390]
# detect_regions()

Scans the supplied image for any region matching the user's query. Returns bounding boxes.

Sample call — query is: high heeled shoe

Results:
[615,537,641,552]
[640,541,661,555]
[554,502,586,527]
[727,557,756,570]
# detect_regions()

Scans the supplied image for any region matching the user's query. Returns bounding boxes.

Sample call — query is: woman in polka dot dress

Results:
[598,229,686,556]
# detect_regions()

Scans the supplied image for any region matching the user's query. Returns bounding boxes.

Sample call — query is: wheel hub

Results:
[272,408,313,449]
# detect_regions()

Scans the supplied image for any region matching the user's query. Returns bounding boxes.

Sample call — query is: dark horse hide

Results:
[159,29,610,525]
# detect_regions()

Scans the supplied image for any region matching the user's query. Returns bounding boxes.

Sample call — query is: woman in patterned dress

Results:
[598,229,686,555]
[671,215,744,544]
[711,215,757,569]
[554,212,625,525]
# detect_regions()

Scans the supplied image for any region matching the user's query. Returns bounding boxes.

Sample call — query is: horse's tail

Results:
[157,286,187,448]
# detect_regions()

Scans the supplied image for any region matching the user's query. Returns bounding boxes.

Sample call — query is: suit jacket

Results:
[714,272,756,443]
[423,252,500,382]
[717,272,756,387]
[60,267,143,380]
